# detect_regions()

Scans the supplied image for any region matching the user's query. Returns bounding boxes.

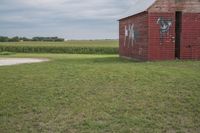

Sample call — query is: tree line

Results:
[0,36,65,42]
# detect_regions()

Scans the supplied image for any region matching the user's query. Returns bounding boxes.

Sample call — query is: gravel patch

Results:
[0,58,49,66]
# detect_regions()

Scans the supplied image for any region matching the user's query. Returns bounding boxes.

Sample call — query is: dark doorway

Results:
[175,11,182,59]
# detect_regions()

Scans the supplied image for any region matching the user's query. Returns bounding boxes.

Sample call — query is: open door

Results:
[175,11,182,59]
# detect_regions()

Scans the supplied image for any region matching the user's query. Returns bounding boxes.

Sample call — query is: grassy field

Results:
[0,40,118,54]
[0,40,118,47]
[0,53,200,132]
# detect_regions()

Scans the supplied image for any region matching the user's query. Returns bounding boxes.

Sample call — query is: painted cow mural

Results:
[157,17,173,42]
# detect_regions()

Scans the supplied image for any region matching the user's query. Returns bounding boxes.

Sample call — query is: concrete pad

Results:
[0,58,49,66]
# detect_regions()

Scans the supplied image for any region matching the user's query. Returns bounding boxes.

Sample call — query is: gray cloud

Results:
[0,0,136,39]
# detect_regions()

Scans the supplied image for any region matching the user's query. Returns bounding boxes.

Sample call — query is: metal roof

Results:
[120,0,157,20]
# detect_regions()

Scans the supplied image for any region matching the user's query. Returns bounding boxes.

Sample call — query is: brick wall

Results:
[119,12,148,60]
[180,13,200,60]
[149,0,200,13]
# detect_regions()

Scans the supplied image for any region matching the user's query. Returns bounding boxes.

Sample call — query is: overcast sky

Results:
[0,0,137,39]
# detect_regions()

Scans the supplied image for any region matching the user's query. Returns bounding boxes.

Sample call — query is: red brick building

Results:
[119,0,200,61]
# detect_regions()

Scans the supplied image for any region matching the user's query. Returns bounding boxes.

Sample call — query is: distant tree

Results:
[0,36,64,42]
[0,36,9,42]
[9,36,20,42]
[19,37,30,41]
[32,37,40,41]
[55,38,64,42]
[31,37,64,42]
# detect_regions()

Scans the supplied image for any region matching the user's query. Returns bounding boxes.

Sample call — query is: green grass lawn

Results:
[0,54,200,132]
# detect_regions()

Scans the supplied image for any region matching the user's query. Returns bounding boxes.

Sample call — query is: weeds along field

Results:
[0,40,118,54]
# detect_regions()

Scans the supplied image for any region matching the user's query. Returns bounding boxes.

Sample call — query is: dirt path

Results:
[0,58,49,66]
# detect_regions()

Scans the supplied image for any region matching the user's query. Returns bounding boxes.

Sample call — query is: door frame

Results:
[175,11,182,59]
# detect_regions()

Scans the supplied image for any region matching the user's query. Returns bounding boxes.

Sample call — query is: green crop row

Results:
[0,45,118,54]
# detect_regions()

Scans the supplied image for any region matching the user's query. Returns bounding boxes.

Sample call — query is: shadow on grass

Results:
[60,56,143,64]
[92,57,142,63]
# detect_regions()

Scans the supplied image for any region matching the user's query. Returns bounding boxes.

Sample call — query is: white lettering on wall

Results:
[124,24,136,47]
